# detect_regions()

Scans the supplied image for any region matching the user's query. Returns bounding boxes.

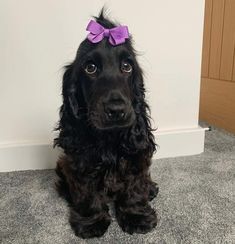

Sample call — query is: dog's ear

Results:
[62,64,80,119]
[54,63,82,151]
[122,61,156,157]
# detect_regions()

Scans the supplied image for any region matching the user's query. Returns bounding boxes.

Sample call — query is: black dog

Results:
[54,10,159,239]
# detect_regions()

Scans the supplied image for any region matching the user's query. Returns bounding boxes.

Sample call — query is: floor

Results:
[0,126,235,244]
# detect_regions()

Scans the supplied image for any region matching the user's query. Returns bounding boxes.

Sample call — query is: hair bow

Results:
[86,20,129,46]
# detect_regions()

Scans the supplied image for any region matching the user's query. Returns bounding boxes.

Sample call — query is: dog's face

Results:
[56,14,156,156]
[75,40,137,130]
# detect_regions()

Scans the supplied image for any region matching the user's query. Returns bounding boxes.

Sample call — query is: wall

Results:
[0,0,206,171]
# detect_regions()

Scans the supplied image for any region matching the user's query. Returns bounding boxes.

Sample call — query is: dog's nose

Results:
[105,104,126,121]
[104,91,127,121]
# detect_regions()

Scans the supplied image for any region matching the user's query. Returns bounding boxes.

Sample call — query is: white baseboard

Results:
[0,127,207,172]
[154,126,208,159]
[0,142,61,172]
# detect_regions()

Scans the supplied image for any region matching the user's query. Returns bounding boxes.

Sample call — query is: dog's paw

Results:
[148,182,159,201]
[116,205,157,234]
[70,215,111,239]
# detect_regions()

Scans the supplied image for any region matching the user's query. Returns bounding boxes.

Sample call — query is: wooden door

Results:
[200,0,235,134]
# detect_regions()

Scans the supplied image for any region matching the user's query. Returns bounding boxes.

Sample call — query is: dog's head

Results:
[62,11,146,130]
[56,10,156,156]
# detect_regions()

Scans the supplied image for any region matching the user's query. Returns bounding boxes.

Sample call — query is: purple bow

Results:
[86,20,129,46]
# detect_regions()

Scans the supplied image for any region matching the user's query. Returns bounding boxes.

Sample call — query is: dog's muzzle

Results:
[91,90,136,129]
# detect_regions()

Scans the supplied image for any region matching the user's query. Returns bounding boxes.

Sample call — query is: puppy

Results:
[54,10,158,239]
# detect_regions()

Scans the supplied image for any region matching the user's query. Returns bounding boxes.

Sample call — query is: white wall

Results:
[0,0,97,144]
[94,0,205,131]
[0,0,206,171]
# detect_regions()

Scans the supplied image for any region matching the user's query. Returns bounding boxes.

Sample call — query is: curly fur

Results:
[54,10,159,239]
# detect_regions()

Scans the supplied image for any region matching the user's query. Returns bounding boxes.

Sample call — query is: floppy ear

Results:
[122,62,156,157]
[62,64,82,119]
[54,63,84,152]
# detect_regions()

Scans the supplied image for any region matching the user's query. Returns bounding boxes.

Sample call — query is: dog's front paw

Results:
[70,214,111,239]
[116,205,157,234]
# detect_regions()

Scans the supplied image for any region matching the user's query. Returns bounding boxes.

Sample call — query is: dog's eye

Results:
[121,61,132,73]
[84,63,97,74]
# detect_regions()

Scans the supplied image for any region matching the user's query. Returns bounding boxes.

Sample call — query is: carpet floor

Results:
[0,126,235,244]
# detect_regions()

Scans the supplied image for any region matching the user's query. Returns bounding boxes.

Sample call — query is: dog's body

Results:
[55,11,158,239]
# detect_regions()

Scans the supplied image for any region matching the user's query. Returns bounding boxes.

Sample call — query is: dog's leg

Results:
[115,172,157,234]
[69,196,111,239]
[56,157,111,239]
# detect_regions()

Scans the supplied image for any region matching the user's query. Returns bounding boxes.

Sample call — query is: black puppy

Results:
[54,10,159,239]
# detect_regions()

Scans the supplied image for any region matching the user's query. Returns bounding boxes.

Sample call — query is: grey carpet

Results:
[1,126,235,244]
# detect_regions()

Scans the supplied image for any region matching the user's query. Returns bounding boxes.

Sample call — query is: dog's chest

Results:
[103,157,128,199]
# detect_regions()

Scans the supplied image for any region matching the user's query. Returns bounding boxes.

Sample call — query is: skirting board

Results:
[154,126,208,159]
[0,127,207,172]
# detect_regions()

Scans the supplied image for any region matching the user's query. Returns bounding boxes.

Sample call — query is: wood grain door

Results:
[200,0,235,134]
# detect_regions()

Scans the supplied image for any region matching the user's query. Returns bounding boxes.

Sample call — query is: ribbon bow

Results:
[86,20,129,46]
